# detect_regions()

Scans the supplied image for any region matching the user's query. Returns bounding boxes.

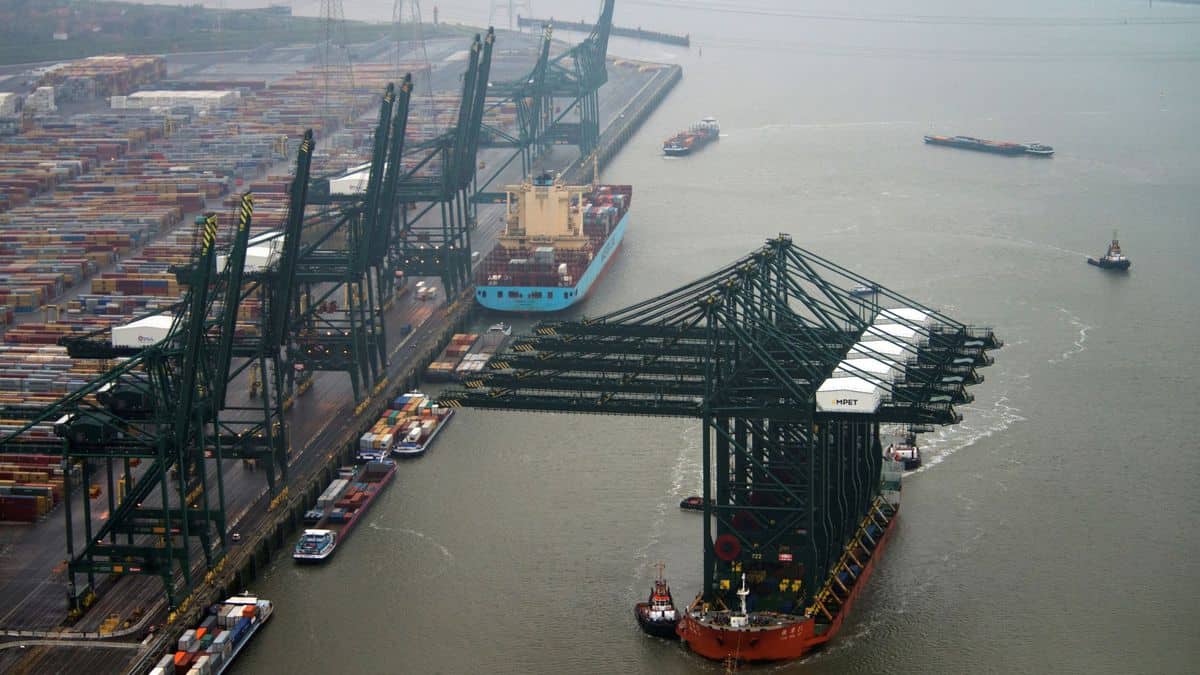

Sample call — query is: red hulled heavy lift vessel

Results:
[436,235,1001,664]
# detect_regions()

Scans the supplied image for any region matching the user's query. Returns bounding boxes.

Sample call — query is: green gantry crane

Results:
[475,0,617,198]
[0,207,252,611]
[391,30,494,300]
[295,79,412,402]
[439,234,1001,621]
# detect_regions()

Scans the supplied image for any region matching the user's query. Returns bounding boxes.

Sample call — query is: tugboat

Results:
[849,284,876,298]
[679,495,713,511]
[886,427,921,470]
[635,562,680,639]
[1087,233,1131,271]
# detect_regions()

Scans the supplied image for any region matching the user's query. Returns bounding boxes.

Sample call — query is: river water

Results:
[236,1,1200,672]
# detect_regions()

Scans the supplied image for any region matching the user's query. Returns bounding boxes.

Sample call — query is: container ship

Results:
[924,134,1053,156]
[675,458,903,662]
[147,595,272,675]
[663,117,720,156]
[475,172,631,313]
[357,391,453,460]
[293,459,396,562]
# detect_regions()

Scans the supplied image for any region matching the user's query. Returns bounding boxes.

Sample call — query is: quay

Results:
[0,23,680,675]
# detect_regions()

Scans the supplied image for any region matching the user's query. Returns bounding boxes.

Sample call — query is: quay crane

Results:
[390,30,494,300]
[476,0,617,197]
[0,134,316,611]
[0,208,246,610]
[295,79,413,402]
[440,234,1001,621]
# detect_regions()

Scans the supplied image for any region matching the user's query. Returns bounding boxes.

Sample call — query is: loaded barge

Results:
[663,117,719,156]
[924,134,1054,156]
[147,595,272,675]
[294,460,396,562]
[358,391,454,460]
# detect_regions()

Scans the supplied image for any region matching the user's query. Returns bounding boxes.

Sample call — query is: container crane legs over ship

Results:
[440,234,1001,663]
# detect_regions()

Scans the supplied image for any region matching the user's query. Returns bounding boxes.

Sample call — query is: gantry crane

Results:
[391,30,494,300]
[0,206,250,610]
[477,25,554,189]
[476,0,616,196]
[296,81,412,403]
[215,130,316,494]
[0,130,315,608]
[439,234,1001,618]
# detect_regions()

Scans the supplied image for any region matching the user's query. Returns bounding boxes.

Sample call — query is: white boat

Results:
[292,528,337,562]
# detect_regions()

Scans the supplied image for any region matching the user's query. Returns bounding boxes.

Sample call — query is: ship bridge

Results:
[439,234,1000,616]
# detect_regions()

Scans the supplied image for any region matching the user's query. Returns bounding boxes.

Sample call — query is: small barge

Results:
[294,460,397,562]
[147,595,272,675]
[924,134,1053,157]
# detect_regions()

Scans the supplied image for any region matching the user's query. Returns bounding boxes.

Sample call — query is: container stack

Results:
[425,333,478,381]
[151,597,270,675]
[38,55,167,100]
[0,454,79,523]
[0,55,430,421]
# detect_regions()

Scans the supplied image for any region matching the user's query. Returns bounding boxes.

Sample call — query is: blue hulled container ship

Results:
[475,172,631,312]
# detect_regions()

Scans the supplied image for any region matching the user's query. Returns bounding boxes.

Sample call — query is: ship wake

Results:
[1048,307,1091,364]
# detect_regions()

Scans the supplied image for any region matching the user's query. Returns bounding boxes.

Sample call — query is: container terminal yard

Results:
[0,2,683,671]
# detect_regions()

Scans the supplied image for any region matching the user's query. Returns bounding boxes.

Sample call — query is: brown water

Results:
[232,1,1200,672]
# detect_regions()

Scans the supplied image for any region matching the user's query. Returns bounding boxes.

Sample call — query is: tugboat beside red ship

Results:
[635,563,681,639]
[674,460,903,662]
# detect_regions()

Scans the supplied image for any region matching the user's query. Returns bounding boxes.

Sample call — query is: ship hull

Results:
[1088,257,1130,271]
[677,508,899,663]
[392,409,454,458]
[293,462,396,562]
[476,210,628,312]
[635,605,681,640]
[924,135,1025,155]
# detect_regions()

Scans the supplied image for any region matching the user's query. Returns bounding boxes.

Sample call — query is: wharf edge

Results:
[121,293,476,674]
[119,58,682,675]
